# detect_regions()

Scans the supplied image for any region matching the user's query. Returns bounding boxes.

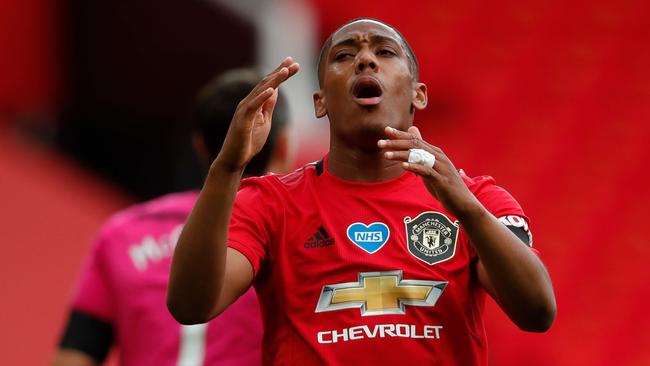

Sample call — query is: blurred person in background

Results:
[52,68,291,366]
[168,18,555,365]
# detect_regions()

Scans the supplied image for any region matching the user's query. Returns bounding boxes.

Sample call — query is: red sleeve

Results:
[469,175,526,219]
[464,174,539,255]
[227,178,278,277]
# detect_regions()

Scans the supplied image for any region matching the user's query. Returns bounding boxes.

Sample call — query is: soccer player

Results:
[52,69,291,366]
[168,19,556,365]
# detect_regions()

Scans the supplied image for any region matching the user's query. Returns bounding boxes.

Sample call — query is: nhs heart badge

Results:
[346,222,390,254]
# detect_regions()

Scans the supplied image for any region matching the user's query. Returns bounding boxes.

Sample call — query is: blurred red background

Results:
[2,0,650,365]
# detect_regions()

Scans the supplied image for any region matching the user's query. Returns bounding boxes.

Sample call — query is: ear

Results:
[412,82,427,111]
[313,90,327,118]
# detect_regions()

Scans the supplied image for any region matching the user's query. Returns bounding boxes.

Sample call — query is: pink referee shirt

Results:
[71,191,262,366]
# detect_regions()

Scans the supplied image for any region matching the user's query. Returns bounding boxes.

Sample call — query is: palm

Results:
[214,58,299,172]
[247,92,277,157]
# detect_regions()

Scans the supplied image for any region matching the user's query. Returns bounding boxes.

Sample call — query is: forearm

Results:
[459,204,556,331]
[52,350,99,366]
[379,126,556,330]
[167,161,243,324]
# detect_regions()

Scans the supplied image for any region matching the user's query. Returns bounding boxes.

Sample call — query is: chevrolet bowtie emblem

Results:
[315,270,447,316]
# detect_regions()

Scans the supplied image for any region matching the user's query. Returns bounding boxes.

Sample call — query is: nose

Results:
[355,49,377,74]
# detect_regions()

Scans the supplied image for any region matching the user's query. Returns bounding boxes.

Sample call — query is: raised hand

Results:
[214,57,300,173]
[378,125,482,220]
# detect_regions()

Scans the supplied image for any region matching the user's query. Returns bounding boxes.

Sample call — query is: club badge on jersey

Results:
[404,212,459,265]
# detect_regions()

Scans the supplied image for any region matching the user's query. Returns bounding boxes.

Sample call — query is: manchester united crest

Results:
[404,212,459,265]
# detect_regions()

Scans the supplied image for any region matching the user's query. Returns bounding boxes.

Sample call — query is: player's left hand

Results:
[378,126,482,220]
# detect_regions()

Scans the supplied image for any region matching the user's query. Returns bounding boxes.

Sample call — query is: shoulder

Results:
[461,170,514,200]
[233,161,322,219]
[98,191,198,240]
[461,171,496,192]
[239,160,322,195]
[460,170,525,215]
[461,170,533,244]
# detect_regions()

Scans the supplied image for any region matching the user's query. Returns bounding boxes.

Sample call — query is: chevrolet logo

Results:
[315,270,447,316]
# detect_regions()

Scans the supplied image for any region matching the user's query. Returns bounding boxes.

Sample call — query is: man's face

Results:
[314,20,426,148]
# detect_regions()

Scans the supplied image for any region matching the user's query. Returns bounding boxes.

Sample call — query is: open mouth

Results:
[352,77,383,106]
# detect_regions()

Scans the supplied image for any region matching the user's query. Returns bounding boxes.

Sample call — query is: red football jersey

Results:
[228,156,533,365]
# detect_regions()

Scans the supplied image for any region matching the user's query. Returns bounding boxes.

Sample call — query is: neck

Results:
[328,137,405,182]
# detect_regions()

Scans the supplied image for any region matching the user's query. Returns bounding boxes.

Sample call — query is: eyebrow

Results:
[330,34,401,51]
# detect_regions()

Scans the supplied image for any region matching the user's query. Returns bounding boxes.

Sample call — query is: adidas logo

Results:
[304,226,335,248]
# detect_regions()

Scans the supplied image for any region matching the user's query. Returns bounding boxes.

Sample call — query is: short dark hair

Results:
[193,68,289,176]
[317,18,419,86]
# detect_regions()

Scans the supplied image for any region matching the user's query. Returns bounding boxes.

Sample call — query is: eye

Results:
[335,52,353,61]
[377,48,396,57]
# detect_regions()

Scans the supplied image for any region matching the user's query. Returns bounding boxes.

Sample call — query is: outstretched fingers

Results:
[257,57,300,92]
[378,125,446,179]
[400,160,441,179]
[378,127,440,154]
[243,58,300,113]
[248,87,276,112]
[384,126,416,140]
[380,126,472,210]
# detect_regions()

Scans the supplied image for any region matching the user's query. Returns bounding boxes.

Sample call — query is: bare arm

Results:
[52,350,98,366]
[167,58,300,324]
[380,126,556,332]
[467,210,555,331]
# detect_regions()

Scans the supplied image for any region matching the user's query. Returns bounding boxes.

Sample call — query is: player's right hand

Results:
[213,57,299,173]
